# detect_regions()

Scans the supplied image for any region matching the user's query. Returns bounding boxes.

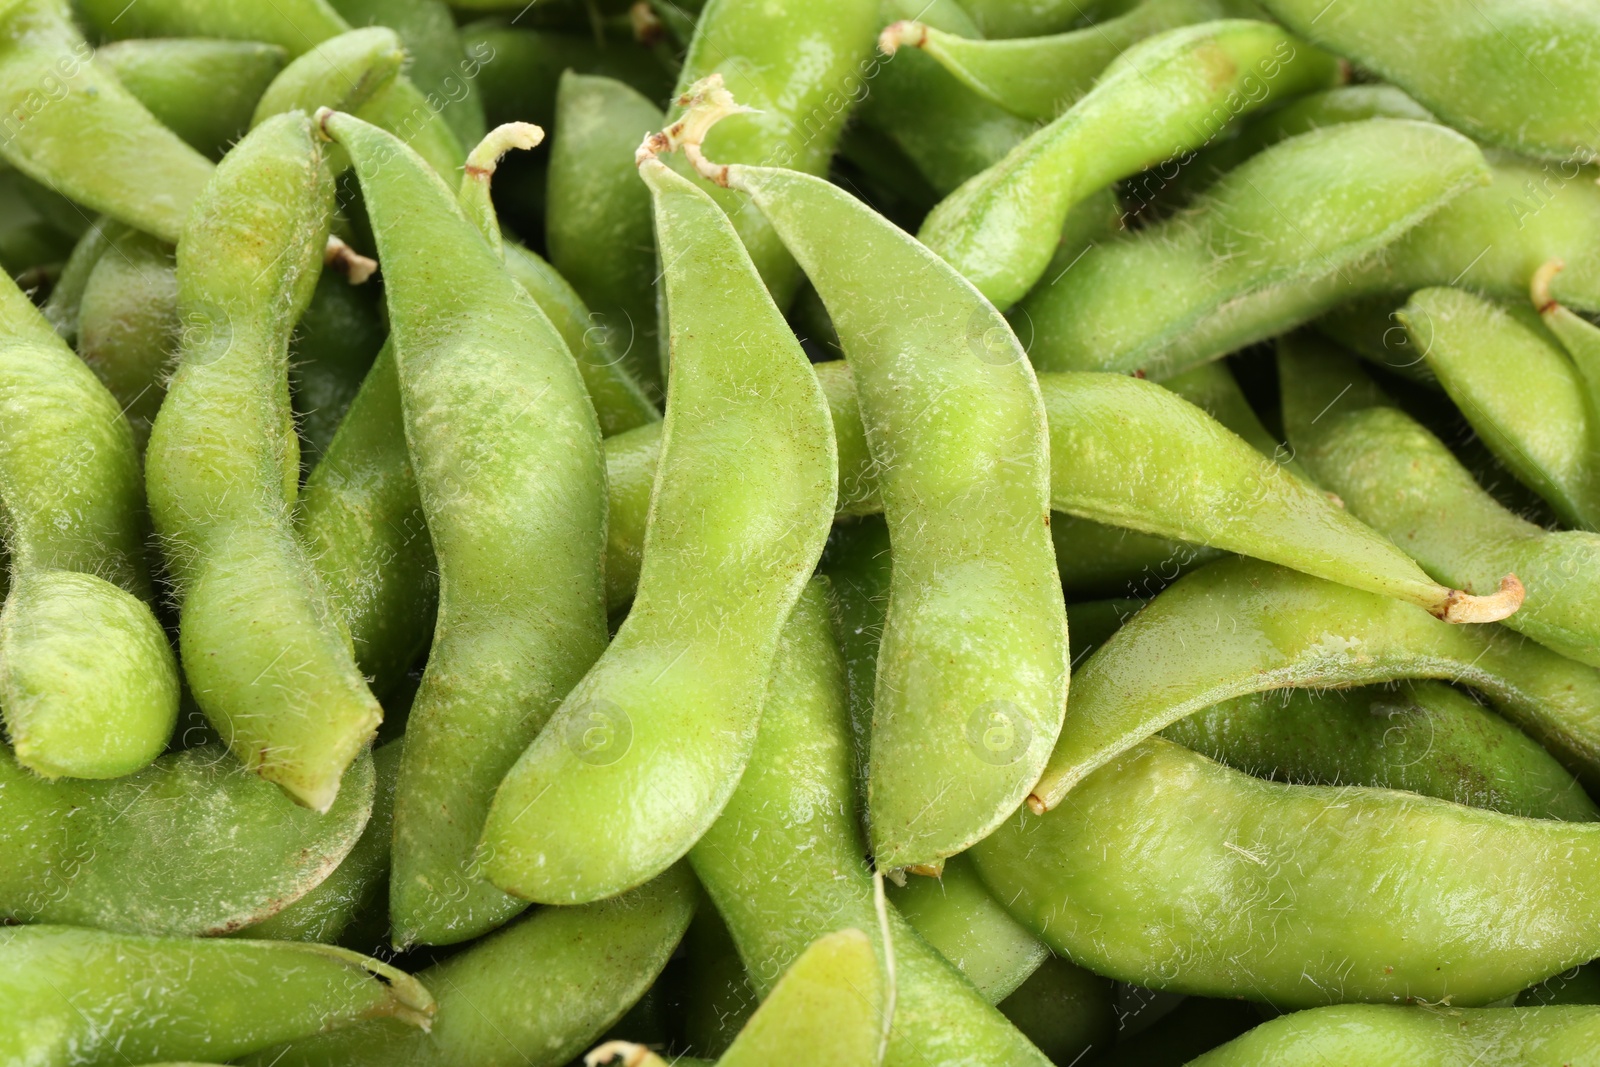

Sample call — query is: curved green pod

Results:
[97,38,287,159]
[1192,1004,1600,1065]
[689,581,1055,1067]
[1022,118,1489,378]
[693,112,1066,872]
[0,743,374,935]
[330,0,487,148]
[0,273,176,779]
[320,111,608,945]
[251,27,408,125]
[1398,287,1600,531]
[976,738,1600,1006]
[1258,0,1600,162]
[857,0,1038,197]
[885,0,1260,121]
[1281,336,1600,668]
[0,0,213,244]
[918,19,1341,310]
[479,153,836,905]
[73,227,178,448]
[242,866,697,1067]
[666,0,880,305]
[146,114,379,813]
[547,72,667,400]
[0,924,433,1067]
[1164,681,1600,822]
[1029,557,1600,811]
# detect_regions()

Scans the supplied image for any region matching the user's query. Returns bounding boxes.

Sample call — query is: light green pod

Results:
[700,129,1065,872]
[590,929,887,1067]
[330,0,487,147]
[251,27,407,126]
[1194,1004,1600,1065]
[73,227,178,447]
[1398,287,1600,530]
[1030,557,1600,811]
[479,153,836,905]
[689,580,1055,1067]
[857,0,1038,197]
[1023,118,1489,378]
[97,39,287,158]
[0,273,176,779]
[1281,335,1600,668]
[888,852,1049,1003]
[547,72,668,400]
[0,924,433,1067]
[885,0,1260,121]
[1165,681,1600,822]
[0,0,213,244]
[0,743,374,935]
[1259,0,1600,162]
[146,114,379,813]
[919,19,1341,310]
[243,866,697,1067]
[666,0,880,305]
[976,738,1600,1006]
[320,110,608,945]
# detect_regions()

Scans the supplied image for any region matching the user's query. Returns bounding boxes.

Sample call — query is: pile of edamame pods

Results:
[7,0,1600,1063]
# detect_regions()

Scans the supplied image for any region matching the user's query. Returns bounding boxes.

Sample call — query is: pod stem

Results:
[324,236,377,285]
[877,20,928,56]
[585,1041,667,1067]
[1531,258,1566,314]
[464,121,545,180]
[634,73,757,186]
[1433,574,1525,624]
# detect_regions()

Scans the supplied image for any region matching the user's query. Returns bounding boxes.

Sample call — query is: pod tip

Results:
[1436,573,1525,624]
[465,122,544,180]
[1025,793,1047,815]
[586,1040,663,1067]
[636,74,755,184]
[878,20,928,57]
[1532,258,1566,315]
[325,236,377,285]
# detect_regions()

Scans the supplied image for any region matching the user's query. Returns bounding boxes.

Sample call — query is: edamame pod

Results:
[146,114,380,812]
[478,139,836,905]
[1029,558,1596,812]
[97,38,287,159]
[0,924,433,1067]
[1258,0,1600,162]
[318,109,608,943]
[1399,287,1600,531]
[976,738,1600,1006]
[1023,118,1489,378]
[1281,336,1600,668]
[0,0,213,244]
[588,929,887,1067]
[919,19,1342,310]
[244,866,697,1067]
[330,0,487,147]
[73,227,178,447]
[251,27,408,126]
[1164,681,1600,821]
[883,0,1259,121]
[689,581,1055,1067]
[666,0,879,305]
[0,273,177,779]
[677,81,1067,871]
[1193,1003,1600,1065]
[0,744,374,935]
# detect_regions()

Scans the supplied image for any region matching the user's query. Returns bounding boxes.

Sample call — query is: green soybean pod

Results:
[547,72,668,400]
[1164,681,1600,822]
[589,928,887,1067]
[1029,558,1596,812]
[250,27,408,127]
[330,0,487,147]
[919,19,1342,310]
[1258,0,1600,162]
[73,228,178,448]
[0,744,375,935]
[1022,118,1489,378]
[0,924,433,1067]
[676,82,1068,871]
[243,866,697,1067]
[96,39,288,158]
[1281,335,1600,668]
[976,738,1600,1006]
[667,0,879,305]
[1398,287,1600,531]
[0,0,213,244]
[0,273,177,779]
[689,581,1056,1067]
[478,140,836,906]
[882,0,1259,122]
[145,114,379,813]
[319,109,608,945]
